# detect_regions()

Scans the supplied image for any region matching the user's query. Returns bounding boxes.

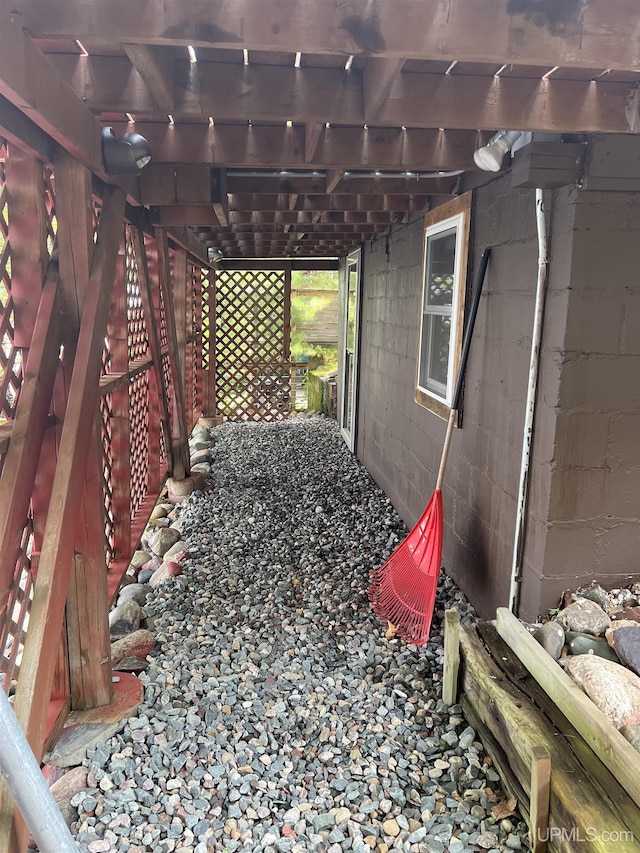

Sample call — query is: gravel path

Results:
[72,417,530,853]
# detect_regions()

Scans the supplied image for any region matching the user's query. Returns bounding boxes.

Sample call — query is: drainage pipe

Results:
[508,188,548,613]
[0,687,78,852]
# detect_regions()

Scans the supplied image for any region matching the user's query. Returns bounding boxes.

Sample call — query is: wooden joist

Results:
[12,0,640,72]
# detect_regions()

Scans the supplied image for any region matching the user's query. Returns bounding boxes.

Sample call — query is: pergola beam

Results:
[12,0,640,72]
[113,123,483,170]
[51,57,633,133]
[122,44,174,113]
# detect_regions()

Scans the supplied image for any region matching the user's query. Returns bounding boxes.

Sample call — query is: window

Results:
[415,193,471,418]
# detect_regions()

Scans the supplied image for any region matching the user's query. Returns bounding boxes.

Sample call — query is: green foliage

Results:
[291,269,339,291]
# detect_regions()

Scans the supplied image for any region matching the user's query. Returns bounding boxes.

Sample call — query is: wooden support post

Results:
[530,746,551,853]
[132,228,172,478]
[155,227,190,478]
[66,414,113,711]
[3,154,47,348]
[55,153,113,712]
[173,247,188,390]
[12,185,126,758]
[442,608,460,706]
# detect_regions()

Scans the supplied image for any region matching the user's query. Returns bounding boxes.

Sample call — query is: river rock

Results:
[607,626,640,676]
[129,549,151,570]
[578,583,611,611]
[117,583,152,606]
[147,526,182,557]
[556,599,611,636]
[149,561,183,588]
[162,541,189,561]
[49,766,89,826]
[567,632,620,662]
[109,599,143,640]
[111,629,155,666]
[610,607,640,624]
[190,448,212,465]
[166,476,194,504]
[620,723,640,752]
[534,621,565,660]
[562,655,640,728]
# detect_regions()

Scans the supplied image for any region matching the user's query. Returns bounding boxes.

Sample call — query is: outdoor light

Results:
[473,130,522,172]
[101,127,152,176]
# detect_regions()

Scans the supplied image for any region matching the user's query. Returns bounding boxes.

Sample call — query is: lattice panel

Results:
[125,229,149,362]
[215,269,291,421]
[43,167,57,257]
[201,266,211,371]
[129,372,149,519]
[0,140,19,422]
[100,393,115,566]
[190,264,203,421]
[1,519,34,693]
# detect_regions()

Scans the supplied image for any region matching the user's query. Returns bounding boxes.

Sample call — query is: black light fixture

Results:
[101,127,152,176]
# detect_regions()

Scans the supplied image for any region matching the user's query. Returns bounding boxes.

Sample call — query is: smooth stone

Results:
[149,561,184,588]
[534,621,565,660]
[381,819,400,837]
[556,599,611,637]
[150,505,169,521]
[579,584,611,611]
[111,629,156,666]
[190,448,212,464]
[129,549,151,570]
[49,766,89,826]
[562,655,640,728]
[109,599,143,640]
[620,723,640,752]
[166,476,195,504]
[608,626,640,676]
[163,541,189,561]
[611,607,640,625]
[117,583,152,606]
[148,527,182,558]
[566,632,620,662]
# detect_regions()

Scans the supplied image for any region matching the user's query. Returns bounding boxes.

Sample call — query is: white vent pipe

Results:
[509,188,548,613]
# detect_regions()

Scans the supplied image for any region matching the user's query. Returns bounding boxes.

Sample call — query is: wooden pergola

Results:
[2,1,638,258]
[0,1,639,849]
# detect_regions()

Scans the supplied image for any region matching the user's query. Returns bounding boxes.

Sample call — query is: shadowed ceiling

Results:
[1,1,639,259]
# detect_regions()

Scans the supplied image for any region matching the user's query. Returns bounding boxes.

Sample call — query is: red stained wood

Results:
[4,155,47,347]
[132,228,173,476]
[12,185,126,759]
[155,227,190,479]
[0,257,60,635]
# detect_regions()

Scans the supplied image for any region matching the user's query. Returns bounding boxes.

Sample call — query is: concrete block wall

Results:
[358,177,550,620]
[535,187,640,613]
[357,144,640,622]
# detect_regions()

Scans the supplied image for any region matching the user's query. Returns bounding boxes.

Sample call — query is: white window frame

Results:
[415,192,471,419]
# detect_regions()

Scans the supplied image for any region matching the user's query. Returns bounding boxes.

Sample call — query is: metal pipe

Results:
[0,688,78,852]
[508,188,548,613]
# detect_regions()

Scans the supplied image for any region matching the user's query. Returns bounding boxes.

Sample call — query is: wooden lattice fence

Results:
[0,137,210,853]
[214,268,292,421]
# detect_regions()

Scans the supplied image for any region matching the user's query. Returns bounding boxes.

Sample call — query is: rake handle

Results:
[435,246,491,491]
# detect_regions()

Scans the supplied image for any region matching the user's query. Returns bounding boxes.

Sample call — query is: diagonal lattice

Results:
[0,519,34,693]
[215,270,291,421]
[100,392,115,566]
[125,229,150,363]
[0,141,19,421]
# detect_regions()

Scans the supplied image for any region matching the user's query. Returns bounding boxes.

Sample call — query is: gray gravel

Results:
[71,417,530,853]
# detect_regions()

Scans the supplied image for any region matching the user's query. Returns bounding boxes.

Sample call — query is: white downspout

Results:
[0,688,78,852]
[508,188,548,613]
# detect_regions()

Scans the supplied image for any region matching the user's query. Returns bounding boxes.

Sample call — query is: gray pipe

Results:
[0,688,78,852]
